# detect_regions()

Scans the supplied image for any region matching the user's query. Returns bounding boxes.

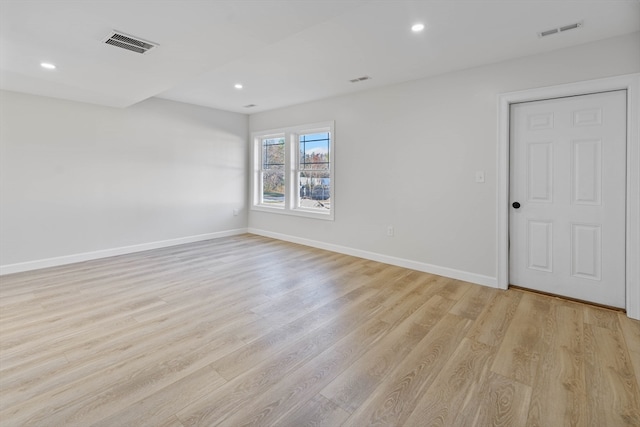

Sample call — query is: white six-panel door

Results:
[509,90,626,308]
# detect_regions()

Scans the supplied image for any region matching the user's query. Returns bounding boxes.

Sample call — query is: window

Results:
[261,136,285,207]
[298,131,331,211]
[252,121,334,220]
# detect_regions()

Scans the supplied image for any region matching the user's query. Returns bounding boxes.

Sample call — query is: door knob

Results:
[512,202,521,209]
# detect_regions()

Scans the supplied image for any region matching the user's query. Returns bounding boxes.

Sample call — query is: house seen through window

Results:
[298,132,331,210]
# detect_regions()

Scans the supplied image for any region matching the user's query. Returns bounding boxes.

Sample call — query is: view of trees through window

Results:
[257,125,332,217]
[261,137,285,206]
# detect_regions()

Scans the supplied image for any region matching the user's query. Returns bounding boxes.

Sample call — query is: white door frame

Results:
[496,73,640,319]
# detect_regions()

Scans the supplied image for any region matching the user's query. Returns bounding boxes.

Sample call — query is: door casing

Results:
[497,73,640,319]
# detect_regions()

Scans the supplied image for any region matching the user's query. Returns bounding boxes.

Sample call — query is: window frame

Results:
[251,121,335,220]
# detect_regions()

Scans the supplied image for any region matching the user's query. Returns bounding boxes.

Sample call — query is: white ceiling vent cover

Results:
[538,21,583,38]
[349,76,372,83]
[103,31,157,54]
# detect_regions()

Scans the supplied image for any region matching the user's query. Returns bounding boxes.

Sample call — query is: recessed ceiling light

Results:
[234,83,243,89]
[411,23,425,32]
[40,62,56,70]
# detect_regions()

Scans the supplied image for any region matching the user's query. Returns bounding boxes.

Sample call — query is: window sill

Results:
[251,204,334,221]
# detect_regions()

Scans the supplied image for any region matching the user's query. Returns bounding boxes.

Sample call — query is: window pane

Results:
[298,132,330,211]
[299,132,330,170]
[261,136,285,207]
[263,137,285,169]
[262,166,285,207]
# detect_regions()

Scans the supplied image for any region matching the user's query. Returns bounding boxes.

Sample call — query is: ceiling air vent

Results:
[104,31,157,54]
[559,23,581,32]
[539,28,559,37]
[349,76,372,83]
[538,21,583,38]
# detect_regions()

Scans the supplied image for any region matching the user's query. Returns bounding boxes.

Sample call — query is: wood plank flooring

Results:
[1,234,639,426]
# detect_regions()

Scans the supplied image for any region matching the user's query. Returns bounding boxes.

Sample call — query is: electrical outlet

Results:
[233,209,239,216]
[387,226,394,237]
[475,171,485,183]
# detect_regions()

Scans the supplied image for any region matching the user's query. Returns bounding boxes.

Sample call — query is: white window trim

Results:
[251,121,335,221]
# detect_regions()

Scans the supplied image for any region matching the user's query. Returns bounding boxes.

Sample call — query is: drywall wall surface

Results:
[0,92,248,266]
[248,32,640,280]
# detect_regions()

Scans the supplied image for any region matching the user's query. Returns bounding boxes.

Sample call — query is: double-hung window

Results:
[252,121,334,220]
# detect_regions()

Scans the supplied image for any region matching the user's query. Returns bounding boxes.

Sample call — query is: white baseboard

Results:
[2,227,498,289]
[248,228,498,288]
[0,228,248,276]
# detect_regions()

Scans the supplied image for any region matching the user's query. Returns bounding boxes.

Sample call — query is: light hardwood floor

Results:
[1,234,639,426]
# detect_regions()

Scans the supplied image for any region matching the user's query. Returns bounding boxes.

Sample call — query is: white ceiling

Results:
[1,0,638,114]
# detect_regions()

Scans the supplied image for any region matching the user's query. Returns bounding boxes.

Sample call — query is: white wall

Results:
[249,33,640,284]
[0,92,248,270]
